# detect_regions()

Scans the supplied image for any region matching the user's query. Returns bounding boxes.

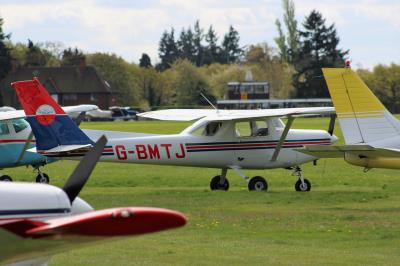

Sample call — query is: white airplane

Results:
[0,104,97,182]
[298,67,400,170]
[0,135,186,266]
[12,78,338,192]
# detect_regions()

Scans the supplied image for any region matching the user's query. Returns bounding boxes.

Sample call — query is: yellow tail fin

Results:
[323,68,400,144]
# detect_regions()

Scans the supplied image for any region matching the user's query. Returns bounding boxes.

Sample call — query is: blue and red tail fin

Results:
[11,78,94,154]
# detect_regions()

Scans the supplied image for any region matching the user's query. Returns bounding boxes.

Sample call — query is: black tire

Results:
[0,175,12,182]
[248,176,268,191]
[210,175,229,191]
[36,173,50,184]
[295,178,311,192]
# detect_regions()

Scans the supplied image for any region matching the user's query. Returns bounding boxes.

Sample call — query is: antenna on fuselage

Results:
[200,92,218,113]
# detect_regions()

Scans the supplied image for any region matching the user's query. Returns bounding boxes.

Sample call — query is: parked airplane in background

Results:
[12,78,338,192]
[0,135,186,266]
[298,67,400,170]
[0,104,97,182]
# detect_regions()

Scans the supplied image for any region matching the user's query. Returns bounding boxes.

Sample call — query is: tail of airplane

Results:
[11,78,94,156]
[322,68,400,145]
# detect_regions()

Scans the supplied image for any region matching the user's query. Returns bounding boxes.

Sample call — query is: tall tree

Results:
[0,17,12,105]
[193,20,204,66]
[203,26,220,65]
[139,53,152,68]
[221,26,242,64]
[157,28,179,70]
[274,0,299,63]
[177,27,196,62]
[293,10,348,98]
[61,47,85,66]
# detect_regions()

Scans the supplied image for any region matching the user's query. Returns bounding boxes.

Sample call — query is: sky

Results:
[0,0,399,69]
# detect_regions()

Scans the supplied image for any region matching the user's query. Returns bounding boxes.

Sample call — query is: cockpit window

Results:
[191,122,222,136]
[0,122,9,135]
[12,119,29,133]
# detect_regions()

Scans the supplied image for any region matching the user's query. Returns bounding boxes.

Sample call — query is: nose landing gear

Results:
[292,166,311,192]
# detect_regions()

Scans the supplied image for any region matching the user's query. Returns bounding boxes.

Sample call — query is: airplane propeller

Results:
[63,135,107,203]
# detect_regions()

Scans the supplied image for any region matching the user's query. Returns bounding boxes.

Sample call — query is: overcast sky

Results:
[1,0,399,69]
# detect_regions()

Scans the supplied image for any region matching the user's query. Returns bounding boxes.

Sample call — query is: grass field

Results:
[8,118,400,265]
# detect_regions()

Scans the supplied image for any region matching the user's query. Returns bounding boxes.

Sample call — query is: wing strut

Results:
[328,114,336,136]
[271,116,295,161]
[15,131,34,165]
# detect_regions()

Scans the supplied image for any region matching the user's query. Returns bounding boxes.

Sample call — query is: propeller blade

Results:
[63,135,107,203]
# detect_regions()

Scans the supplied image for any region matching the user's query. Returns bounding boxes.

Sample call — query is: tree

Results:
[0,17,12,105]
[25,39,47,67]
[61,47,85,66]
[203,26,220,65]
[358,64,400,113]
[157,28,179,70]
[221,26,243,64]
[293,10,348,98]
[139,53,152,68]
[274,0,299,63]
[86,53,141,105]
[177,27,196,62]
[171,59,214,106]
[193,20,204,66]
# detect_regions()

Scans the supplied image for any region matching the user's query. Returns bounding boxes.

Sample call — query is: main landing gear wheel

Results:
[210,175,229,191]
[295,178,311,192]
[36,173,50,184]
[248,176,268,191]
[0,175,12,182]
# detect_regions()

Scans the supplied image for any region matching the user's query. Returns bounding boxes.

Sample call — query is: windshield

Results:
[12,119,29,133]
[191,122,222,136]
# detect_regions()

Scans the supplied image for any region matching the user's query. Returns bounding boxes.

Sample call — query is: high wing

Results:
[138,107,335,121]
[0,206,186,264]
[0,104,98,122]
[296,145,400,158]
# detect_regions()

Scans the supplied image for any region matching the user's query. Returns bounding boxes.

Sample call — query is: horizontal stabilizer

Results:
[28,144,93,157]
[296,145,400,158]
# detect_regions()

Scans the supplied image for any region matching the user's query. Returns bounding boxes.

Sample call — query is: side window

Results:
[235,120,269,138]
[12,119,29,133]
[251,120,269,137]
[0,122,10,135]
[235,122,252,137]
[191,122,222,136]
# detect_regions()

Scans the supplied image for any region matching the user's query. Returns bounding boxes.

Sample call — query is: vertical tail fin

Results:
[322,68,400,144]
[11,78,93,154]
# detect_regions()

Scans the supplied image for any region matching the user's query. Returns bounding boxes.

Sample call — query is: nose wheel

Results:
[292,166,311,192]
[36,173,50,183]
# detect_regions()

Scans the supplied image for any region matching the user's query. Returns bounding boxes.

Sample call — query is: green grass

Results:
[7,118,400,265]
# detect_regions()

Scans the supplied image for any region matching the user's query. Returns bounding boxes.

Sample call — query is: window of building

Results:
[90,93,98,101]
[64,94,77,101]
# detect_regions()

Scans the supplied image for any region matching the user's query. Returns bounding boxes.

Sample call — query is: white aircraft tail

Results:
[323,68,400,144]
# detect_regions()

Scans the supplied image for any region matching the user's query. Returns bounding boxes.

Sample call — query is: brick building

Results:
[1,64,115,109]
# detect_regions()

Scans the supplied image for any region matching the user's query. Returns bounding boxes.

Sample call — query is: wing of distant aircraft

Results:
[0,104,98,121]
[138,107,335,121]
